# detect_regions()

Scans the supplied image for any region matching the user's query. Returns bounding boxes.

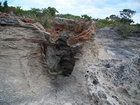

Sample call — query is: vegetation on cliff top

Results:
[0,0,140,38]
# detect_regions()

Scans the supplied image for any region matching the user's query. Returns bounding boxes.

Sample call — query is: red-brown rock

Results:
[20,18,34,23]
[0,13,9,16]
[45,28,58,38]
[45,18,96,46]
[67,21,96,45]
[74,22,84,33]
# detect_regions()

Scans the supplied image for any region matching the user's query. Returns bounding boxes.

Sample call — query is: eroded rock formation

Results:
[43,17,96,76]
[0,15,96,104]
[19,18,34,23]
[0,15,140,105]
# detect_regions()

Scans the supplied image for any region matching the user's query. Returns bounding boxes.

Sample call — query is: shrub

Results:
[117,23,137,38]
[96,19,117,28]
[57,14,82,20]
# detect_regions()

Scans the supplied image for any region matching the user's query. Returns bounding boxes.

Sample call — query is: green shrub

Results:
[57,14,82,20]
[81,14,92,21]
[117,23,137,38]
[96,19,117,28]
[96,19,138,38]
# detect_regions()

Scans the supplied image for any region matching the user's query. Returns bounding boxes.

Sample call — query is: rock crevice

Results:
[0,15,140,105]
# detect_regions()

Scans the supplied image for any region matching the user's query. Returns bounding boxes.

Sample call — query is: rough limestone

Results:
[0,16,140,105]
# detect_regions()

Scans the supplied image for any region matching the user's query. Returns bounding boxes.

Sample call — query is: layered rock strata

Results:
[0,16,96,104]
[0,15,140,105]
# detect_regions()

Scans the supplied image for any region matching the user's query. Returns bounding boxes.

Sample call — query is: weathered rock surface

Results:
[0,16,140,105]
[92,27,140,105]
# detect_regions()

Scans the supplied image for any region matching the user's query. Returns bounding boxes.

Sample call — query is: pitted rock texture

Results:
[0,16,96,105]
[43,17,96,75]
[0,16,140,105]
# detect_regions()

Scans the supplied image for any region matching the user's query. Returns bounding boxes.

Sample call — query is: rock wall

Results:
[0,16,140,105]
[0,16,50,105]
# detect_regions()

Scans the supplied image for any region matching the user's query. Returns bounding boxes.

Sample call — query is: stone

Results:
[98,91,107,99]
[53,21,66,31]
[0,15,19,25]
[19,18,34,23]
[45,28,58,38]
[45,18,96,46]
[67,21,96,46]
[74,21,84,33]
[0,15,140,105]
[0,13,9,16]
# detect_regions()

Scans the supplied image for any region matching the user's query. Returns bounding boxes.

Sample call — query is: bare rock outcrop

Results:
[0,16,96,105]
[43,18,96,76]
[0,16,140,105]
[19,18,34,23]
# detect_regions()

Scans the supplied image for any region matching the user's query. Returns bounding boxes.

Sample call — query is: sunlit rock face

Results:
[0,15,140,105]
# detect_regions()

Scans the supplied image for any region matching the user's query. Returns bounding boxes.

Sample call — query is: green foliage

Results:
[98,9,138,38]
[47,6,59,16]
[120,9,136,19]
[11,7,58,27]
[13,6,24,16]
[117,23,137,38]
[133,23,140,29]
[109,14,120,22]
[120,9,136,24]
[0,0,9,12]
[96,18,137,38]
[58,14,93,21]
[49,60,61,73]
[30,8,41,15]
[29,7,58,17]
[0,2,2,12]
[28,8,56,27]
[81,14,92,21]
[0,0,139,39]
[96,19,117,28]
[107,9,136,25]
[43,20,52,28]
[3,0,8,12]
[120,17,134,24]
[58,13,82,20]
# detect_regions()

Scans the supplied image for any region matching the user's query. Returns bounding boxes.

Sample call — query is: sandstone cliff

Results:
[0,16,140,105]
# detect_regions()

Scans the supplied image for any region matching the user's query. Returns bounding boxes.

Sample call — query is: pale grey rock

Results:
[0,16,19,25]
[0,24,50,105]
[0,17,93,105]
[0,16,140,105]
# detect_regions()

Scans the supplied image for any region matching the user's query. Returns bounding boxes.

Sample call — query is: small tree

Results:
[47,7,58,17]
[13,6,24,16]
[120,18,134,24]
[3,0,8,12]
[120,9,136,24]
[0,0,9,12]
[81,14,92,21]
[0,2,2,12]
[105,17,109,20]
[30,8,41,17]
[109,14,120,22]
